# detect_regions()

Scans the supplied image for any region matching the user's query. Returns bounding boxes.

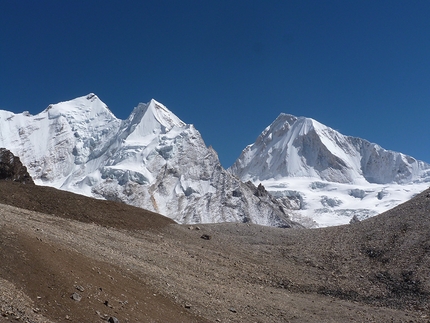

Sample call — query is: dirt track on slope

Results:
[0,181,429,322]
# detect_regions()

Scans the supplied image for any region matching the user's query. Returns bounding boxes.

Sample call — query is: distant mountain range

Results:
[1,94,429,227]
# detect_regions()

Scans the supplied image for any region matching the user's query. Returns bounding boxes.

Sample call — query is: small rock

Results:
[254,183,267,197]
[195,226,201,230]
[108,317,120,323]
[71,292,82,302]
[201,234,211,240]
[349,215,360,224]
[229,307,237,313]
[75,285,85,292]
[184,303,192,309]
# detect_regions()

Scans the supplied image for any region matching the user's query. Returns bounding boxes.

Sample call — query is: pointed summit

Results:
[123,99,186,141]
[147,99,186,129]
[230,113,352,182]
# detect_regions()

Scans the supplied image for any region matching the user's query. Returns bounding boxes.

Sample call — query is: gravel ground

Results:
[0,181,429,322]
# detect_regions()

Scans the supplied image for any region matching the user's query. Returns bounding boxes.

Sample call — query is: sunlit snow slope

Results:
[0,94,295,227]
[229,113,430,227]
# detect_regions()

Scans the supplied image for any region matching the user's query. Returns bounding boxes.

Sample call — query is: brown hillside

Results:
[1,181,429,322]
[0,181,174,231]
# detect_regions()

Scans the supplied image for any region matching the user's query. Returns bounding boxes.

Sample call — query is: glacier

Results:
[0,94,296,227]
[229,113,430,227]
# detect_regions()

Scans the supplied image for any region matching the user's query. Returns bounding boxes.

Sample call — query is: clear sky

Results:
[1,1,430,167]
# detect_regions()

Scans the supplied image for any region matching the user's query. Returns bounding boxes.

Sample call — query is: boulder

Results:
[0,148,34,184]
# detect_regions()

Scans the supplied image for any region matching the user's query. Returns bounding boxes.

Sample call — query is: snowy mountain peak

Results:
[123,99,186,140]
[270,113,328,137]
[273,113,297,125]
[146,98,186,129]
[231,112,430,184]
[231,113,349,182]
[0,94,297,228]
[259,114,326,146]
[44,93,113,121]
[229,112,430,227]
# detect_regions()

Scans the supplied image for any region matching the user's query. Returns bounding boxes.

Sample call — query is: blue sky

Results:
[1,1,430,167]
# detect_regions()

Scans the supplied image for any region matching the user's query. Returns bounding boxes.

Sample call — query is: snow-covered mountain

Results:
[229,113,430,227]
[0,94,296,227]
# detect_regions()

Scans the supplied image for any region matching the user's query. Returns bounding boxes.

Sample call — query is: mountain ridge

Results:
[229,112,430,226]
[230,112,430,184]
[1,93,429,227]
[0,94,296,227]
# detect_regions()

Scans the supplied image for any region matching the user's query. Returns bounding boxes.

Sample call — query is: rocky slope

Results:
[0,181,429,322]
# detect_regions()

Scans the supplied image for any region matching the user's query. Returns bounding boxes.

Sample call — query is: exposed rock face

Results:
[0,148,34,184]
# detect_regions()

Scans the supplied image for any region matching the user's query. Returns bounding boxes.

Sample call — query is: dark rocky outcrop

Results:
[0,148,34,184]
[254,183,268,197]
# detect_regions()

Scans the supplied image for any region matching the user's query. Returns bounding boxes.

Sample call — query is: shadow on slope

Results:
[0,181,209,323]
[0,181,174,231]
